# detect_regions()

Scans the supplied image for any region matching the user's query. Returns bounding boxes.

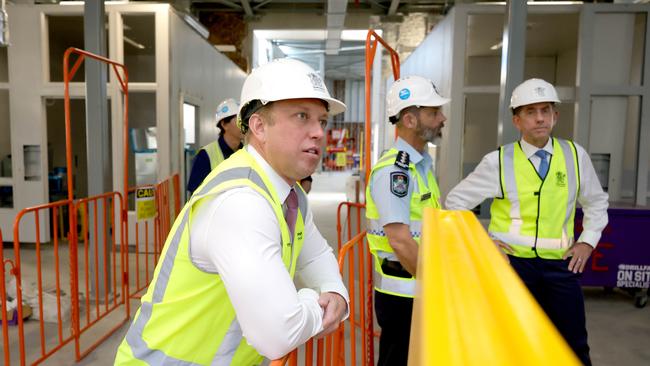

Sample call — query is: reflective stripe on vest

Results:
[118,150,308,365]
[489,138,579,259]
[365,148,441,297]
[202,140,225,170]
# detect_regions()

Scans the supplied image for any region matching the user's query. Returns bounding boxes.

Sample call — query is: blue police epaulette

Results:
[394,151,409,170]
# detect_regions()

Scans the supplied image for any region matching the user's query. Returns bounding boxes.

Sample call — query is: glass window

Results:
[0,185,12,208]
[592,13,646,87]
[0,47,8,82]
[46,98,88,199]
[183,103,197,146]
[47,15,109,82]
[524,13,579,87]
[553,102,574,141]
[48,16,85,82]
[589,96,641,204]
[465,12,579,87]
[122,14,156,82]
[128,92,157,193]
[463,93,499,217]
[0,90,10,177]
[465,14,503,87]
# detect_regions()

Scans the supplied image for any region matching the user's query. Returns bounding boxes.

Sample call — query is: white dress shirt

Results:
[189,145,349,360]
[445,138,609,247]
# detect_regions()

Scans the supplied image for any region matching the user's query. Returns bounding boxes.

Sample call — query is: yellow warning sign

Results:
[136,186,156,221]
[335,152,347,167]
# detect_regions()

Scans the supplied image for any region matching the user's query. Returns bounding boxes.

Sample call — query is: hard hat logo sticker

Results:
[399,88,410,100]
[307,73,326,92]
[221,106,229,113]
[534,87,546,97]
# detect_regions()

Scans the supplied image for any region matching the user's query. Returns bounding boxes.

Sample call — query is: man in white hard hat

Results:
[446,78,608,365]
[187,98,243,194]
[366,75,450,366]
[115,58,349,365]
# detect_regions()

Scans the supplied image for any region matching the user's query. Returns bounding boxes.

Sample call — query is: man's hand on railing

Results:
[315,292,347,338]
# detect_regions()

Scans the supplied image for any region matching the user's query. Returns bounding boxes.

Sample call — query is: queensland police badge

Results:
[390,172,409,197]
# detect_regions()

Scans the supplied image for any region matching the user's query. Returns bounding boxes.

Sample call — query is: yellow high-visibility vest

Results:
[115,149,308,365]
[365,148,440,298]
[489,138,580,259]
[201,140,226,169]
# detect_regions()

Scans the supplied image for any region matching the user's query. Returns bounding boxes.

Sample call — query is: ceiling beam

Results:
[216,0,242,10]
[326,0,348,55]
[254,0,272,11]
[240,0,253,16]
[388,0,399,15]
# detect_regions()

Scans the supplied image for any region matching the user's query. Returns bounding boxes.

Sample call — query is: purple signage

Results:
[575,208,650,289]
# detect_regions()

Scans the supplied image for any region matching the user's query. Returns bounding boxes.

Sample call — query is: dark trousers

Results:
[509,256,591,366]
[374,290,413,366]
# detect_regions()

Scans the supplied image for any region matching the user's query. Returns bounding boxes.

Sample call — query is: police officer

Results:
[187,98,243,194]
[115,58,349,365]
[366,75,450,366]
[445,78,609,365]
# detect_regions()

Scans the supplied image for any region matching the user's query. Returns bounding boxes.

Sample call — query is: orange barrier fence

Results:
[126,186,156,299]
[8,199,78,365]
[1,227,10,365]
[126,175,181,300]
[333,231,374,366]
[336,201,365,252]
[364,29,400,183]
[272,200,372,366]
[72,192,128,360]
[1,191,131,365]
[1,179,179,365]
[0,48,184,365]
[272,230,373,366]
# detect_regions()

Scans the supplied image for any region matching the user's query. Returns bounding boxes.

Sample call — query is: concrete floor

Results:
[2,171,649,365]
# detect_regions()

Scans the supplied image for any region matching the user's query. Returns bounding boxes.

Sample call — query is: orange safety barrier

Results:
[126,185,156,299]
[0,45,182,365]
[126,175,181,300]
[333,231,374,366]
[1,227,10,365]
[0,48,132,365]
[8,200,77,365]
[271,200,371,366]
[72,192,128,359]
[364,29,400,183]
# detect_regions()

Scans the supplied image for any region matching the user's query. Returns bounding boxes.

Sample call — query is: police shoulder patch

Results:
[390,171,409,197]
[394,151,410,170]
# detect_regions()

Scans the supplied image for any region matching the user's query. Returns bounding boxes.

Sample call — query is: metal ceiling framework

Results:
[189,1,453,16]
[183,1,456,78]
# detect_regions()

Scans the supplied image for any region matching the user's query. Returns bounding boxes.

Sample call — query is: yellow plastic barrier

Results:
[409,208,580,366]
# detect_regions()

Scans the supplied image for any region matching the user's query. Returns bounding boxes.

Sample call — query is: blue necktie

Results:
[535,150,549,178]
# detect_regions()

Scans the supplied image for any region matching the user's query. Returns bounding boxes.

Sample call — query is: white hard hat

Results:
[216,98,239,125]
[386,75,450,122]
[510,78,560,110]
[238,58,346,133]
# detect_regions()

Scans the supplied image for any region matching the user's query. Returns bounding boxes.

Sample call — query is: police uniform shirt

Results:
[188,145,350,359]
[445,138,609,247]
[370,137,435,227]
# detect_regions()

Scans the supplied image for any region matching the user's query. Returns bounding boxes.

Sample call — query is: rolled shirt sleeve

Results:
[574,143,609,247]
[294,207,350,319]
[445,151,501,211]
[190,188,330,360]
